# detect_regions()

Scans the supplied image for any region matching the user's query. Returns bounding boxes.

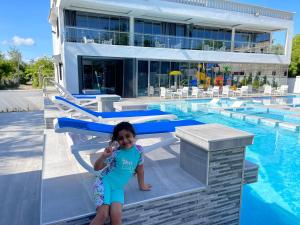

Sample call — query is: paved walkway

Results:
[0,111,44,225]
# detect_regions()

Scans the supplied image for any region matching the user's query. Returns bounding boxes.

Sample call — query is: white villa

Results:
[49,0,294,97]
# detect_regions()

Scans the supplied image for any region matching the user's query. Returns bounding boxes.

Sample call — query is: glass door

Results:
[138,60,149,96]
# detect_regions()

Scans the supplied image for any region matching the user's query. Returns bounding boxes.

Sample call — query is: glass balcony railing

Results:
[134,33,284,55]
[65,26,129,46]
[64,27,284,55]
[134,33,232,52]
[233,41,284,55]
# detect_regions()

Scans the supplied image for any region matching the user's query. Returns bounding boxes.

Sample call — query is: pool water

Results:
[149,101,300,225]
[228,107,300,124]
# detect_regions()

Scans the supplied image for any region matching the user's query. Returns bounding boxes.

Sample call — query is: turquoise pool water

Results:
[149,101,300,225]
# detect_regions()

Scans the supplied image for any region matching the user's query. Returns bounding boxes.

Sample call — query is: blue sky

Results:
[0,0,299,62]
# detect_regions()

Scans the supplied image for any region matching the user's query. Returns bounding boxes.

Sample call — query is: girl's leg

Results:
[89,205,109,225]
[110,202,122,225]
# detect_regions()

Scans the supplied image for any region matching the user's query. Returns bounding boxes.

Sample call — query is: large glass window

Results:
[144,21,152,34]
[110,17,120,31]
[153,22,162,35]
[81,58,123,95]
[99,16,109,30]
[135,20,144,33]
[77,14,87,27]
[138,61,149,96]
[88,15,99,29]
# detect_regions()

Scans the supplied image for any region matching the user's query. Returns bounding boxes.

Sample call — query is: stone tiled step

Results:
[244,160,259,184]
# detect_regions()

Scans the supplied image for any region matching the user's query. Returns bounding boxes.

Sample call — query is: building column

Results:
[231,27,236,52]
[129,16,135,46]
[285,26,293,58]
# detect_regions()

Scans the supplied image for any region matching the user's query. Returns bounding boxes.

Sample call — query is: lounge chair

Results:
[230,100,246,108]
[208,98,220,106]
[52,80,99,107]
[52,96,177,123]
[54,117,203,174]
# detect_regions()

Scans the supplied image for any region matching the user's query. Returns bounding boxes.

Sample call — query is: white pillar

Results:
[285,25,293,60]
[231,27,235,52]
[129,16,134,46]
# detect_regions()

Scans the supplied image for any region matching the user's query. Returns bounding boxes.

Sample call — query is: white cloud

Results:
[12,36,35,46]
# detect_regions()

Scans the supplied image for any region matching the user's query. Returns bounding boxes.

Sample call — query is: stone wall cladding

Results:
[48,147,246,225]
[119,147,245,225]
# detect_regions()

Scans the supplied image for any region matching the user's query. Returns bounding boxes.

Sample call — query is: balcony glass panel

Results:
[65,26,129,46]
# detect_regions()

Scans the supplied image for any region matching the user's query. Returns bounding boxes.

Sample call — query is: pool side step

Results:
[244,160,259,184]
[244,115,261,124]
[231,112,246,120]
[260,118,280,127]
[278,122,300,132]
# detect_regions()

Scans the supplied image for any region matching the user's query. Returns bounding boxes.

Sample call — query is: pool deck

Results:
[2,89,296,224]
[0,111,44,225]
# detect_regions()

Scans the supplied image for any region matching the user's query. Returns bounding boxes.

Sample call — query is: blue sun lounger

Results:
[52,96,177,123]
[52,80,101,107]
[54,117,203,174]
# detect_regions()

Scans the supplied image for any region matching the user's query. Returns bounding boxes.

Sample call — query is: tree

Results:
[25,57,54,87]
[8,47,23,84]
[289,34,300,77]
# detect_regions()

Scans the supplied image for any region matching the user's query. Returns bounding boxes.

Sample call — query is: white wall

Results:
[63,42,291,94]
[291,76,300,93]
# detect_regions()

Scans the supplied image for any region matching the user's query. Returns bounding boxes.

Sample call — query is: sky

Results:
[0,0,299,62]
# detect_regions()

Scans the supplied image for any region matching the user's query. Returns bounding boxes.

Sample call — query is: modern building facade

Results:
[49,0,294,97]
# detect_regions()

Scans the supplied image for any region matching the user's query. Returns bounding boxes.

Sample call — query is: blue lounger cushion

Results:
[72,94,98,99]
[55,96,172,118]
[56,117,203,135]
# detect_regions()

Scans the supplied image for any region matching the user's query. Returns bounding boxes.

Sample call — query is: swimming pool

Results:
[227,107,300,123]
[149,100,300,225]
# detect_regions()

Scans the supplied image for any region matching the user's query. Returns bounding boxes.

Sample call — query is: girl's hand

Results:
[102,147,113,158]
[139,183,152,191]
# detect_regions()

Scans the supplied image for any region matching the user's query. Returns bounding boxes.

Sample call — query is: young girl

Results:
[90,122,151,225]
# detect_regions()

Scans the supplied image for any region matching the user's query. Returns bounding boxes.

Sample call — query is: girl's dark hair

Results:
[111,122,136,142]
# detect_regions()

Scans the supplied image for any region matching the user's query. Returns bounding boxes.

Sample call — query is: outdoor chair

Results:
[274,85,288,95]
[160,87,172,99]
[222,85,233,97]
[101,39,113,45]
[191,87,203,98]
[206,86,220,97]
[234,86,248,96]
[263,85,275,95]
[155,41,165,48]
[148,86,155,96]
[54,117,202,174]
[82,36,94,44]
[178,87,189,98]
[52,96,177,124]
